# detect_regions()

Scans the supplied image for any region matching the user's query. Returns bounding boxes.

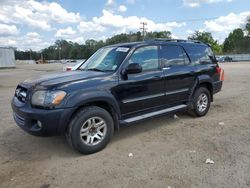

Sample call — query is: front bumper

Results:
[11,97,76,136]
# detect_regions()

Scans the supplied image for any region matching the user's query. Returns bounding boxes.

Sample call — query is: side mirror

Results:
[125,63,142,74]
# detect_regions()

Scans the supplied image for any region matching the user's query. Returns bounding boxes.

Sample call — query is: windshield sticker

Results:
[116,47,129,52]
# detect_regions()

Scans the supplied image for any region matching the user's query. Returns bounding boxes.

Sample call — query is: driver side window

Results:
[128,46,159,71]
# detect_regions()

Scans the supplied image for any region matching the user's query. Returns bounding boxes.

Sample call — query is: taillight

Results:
[66,67,72,71]
[216,67,224,81]
[216,67,221,74]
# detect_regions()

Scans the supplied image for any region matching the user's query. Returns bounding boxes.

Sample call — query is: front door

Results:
[115,45,166,117]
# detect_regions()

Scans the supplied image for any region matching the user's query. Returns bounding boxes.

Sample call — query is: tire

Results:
[188,87,211,117]
[66,106,114,154]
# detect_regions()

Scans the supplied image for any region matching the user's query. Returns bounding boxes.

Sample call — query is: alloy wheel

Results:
[80,117,107,146]
[197,93,208,113]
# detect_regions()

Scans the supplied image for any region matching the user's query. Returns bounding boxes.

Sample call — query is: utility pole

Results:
[140,22,147,41]
[58,47,61,60]
[29,49,32,60]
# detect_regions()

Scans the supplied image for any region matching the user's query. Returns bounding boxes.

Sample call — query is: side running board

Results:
[123,104,187,123]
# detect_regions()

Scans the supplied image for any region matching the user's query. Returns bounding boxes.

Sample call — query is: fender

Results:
[65,89,121,118]
[197,74,213,86]
[188,75,213,107]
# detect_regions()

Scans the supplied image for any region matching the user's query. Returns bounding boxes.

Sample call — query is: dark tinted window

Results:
[161,45,189,67]
[129,46,159,71]
[185,45,215,65]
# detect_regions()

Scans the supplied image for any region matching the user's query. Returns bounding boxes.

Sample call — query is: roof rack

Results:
[153,38,204,44]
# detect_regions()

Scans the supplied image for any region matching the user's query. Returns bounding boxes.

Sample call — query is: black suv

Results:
[12,39,224,154]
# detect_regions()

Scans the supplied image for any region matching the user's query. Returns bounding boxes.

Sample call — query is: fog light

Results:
[37,120,42,129]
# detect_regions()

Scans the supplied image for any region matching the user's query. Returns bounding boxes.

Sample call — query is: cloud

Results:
[78,21,106,33]
[183,0,232,7]
[204,11,250,33]
[26,32,40,38]
[67,37,85,44]
[106,0,115,5]
[186,29,194,34]
[118,5,127,12]
[42,2,81,23]
[76,9,186,42]
[105,0,128,13]
[0,0,81,30]
[55,27,76,38]
[0,38,17,46]
[0,23,19,36]
[126,0,136,4]
[171,34,180,39]
[78,9,185,34]
[0,31,51,51]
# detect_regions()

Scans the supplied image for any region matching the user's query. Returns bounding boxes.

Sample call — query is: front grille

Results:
[15,85,28,102]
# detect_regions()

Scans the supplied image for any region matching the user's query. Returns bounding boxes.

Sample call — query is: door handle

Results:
[162,67,171,70]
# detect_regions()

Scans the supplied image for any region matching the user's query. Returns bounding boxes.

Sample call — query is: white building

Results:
[0,47,15,68]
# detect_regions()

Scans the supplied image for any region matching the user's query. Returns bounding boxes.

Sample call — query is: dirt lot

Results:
[0,62,250,188]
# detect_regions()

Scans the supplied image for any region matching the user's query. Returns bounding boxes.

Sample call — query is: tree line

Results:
[15,18,250,60]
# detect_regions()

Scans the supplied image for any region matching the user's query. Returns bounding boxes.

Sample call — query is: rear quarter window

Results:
[185,45,216,65]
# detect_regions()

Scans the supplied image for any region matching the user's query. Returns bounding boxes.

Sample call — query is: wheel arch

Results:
[198,82,213,102]
[189,75,214,106]
[63,98,120,134]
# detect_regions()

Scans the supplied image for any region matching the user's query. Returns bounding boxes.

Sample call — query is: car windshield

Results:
[80,47,130,72]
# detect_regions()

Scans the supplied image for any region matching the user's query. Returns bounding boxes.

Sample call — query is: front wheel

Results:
[66,106,114,154]
[188,87,211,117]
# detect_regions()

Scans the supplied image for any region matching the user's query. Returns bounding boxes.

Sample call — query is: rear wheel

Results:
[66,106,114,154]
[188,87,211,117]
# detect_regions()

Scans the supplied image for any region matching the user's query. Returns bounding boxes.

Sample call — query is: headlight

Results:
[31,90,66,107]
[31,90,46,106]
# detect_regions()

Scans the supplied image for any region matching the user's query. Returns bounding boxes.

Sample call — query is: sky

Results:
[0,0,250,51]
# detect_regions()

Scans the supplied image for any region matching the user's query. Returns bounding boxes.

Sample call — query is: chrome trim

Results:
[124,104,187,123]
[165,88,189,96]
[19,91,27,98]
[162,67,171,70]
[122,93,165,104]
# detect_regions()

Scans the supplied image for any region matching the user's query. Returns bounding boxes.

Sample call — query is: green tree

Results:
[246,17,250,36]
[188,31,222,54]
[15,31,173,60]
[106,34,130,45]
[223,28,245,53]
[145,31,171,40]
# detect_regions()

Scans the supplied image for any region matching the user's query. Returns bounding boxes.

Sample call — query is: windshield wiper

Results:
[86,68,105,72]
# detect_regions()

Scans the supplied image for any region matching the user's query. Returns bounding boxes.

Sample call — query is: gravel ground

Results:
[0,62,250,188]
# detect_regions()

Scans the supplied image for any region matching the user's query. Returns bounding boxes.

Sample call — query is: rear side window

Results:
[185,45,216,65]
[161,45,189,67]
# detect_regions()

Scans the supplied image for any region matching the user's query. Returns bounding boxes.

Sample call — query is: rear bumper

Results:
[11,98,76,136]
[213,81,223,94]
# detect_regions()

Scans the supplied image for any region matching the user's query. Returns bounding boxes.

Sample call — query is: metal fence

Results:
[216,54,250,62]
[0,47,15,68]
[16,60,36,64]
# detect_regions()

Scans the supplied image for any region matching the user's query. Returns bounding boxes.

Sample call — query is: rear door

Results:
[160,45,196,106]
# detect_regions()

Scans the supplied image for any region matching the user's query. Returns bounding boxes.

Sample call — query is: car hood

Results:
[22,70,108,87]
